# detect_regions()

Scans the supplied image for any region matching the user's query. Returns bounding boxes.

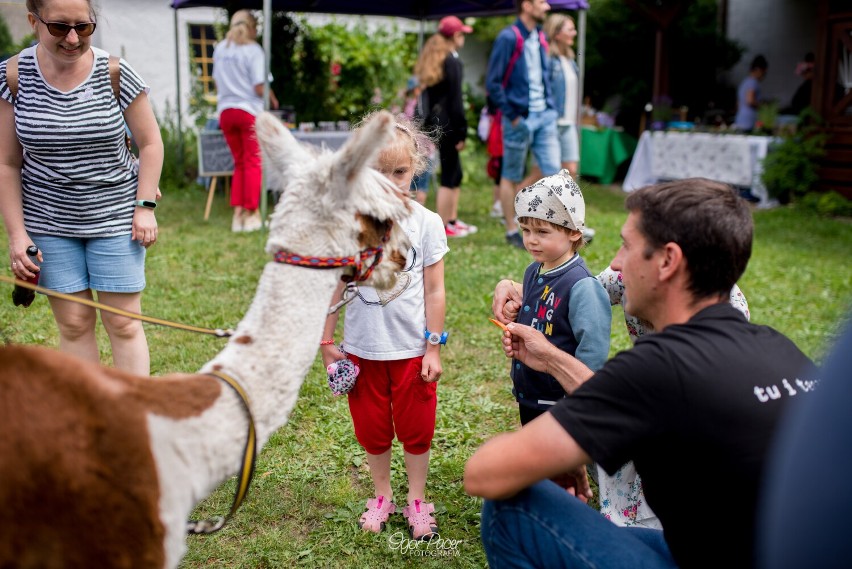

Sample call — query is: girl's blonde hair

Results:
[355,112,433,178]
[225,9,257,47]
[543,13,576,59]
[413,33,454,88]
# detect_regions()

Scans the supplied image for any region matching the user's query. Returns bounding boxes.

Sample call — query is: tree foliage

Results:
[0,13,15,58]
[263,14,418,123]
[582,0,743,134]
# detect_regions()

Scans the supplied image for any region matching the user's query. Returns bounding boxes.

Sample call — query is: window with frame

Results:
[188,23,217,100]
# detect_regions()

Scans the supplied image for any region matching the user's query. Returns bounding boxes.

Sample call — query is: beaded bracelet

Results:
[319,339,336,346]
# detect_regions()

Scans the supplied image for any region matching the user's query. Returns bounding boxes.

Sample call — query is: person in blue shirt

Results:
[734,54,768,132]
[486,0,561,249]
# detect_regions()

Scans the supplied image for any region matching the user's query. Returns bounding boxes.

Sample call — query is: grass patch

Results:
[1,146,850,567]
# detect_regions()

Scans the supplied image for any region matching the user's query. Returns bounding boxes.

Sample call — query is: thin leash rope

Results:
[0,275,233,337]
[186,369,258,535]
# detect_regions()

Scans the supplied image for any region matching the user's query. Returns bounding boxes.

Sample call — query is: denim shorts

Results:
[30,233,146,294]
[501,109,560,182]
[557,124,580,163]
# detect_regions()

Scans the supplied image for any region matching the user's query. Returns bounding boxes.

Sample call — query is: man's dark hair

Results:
[515,0,529,13]
[625,178,753,298]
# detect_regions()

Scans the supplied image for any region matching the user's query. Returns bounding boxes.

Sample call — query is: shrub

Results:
[157,101,201,191]
[800,191,852,218]
[761,109,827,203]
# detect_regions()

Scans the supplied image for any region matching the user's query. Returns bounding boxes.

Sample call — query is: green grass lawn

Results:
[1,146,850,568]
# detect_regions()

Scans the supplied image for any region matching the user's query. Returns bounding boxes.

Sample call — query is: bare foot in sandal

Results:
[358,496,396,533]
[403,500,438,541]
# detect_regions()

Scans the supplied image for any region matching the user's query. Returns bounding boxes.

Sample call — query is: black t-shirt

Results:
[550,303,817,568]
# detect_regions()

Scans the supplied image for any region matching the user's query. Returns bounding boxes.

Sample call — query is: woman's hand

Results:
[8,238,41,280]
[131,208,158,248]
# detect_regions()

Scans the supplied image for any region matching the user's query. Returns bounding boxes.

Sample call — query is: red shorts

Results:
[346,354,437,455]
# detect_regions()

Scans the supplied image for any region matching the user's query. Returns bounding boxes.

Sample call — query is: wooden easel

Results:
[203,175,231,220]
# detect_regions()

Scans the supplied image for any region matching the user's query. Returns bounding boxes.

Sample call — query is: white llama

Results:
[0,111,412,569]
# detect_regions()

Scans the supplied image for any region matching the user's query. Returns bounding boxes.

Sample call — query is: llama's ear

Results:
[331,111,396,193]
[255,112,309,180]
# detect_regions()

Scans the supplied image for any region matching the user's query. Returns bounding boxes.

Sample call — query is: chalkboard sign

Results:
[197,130,234,177]
[197,129,352,177]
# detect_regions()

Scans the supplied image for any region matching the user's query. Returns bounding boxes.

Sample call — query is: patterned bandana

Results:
[514,169,585,231]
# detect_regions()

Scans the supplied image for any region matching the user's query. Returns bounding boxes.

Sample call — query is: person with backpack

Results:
[0,0,163,375]
[485,0,561,249]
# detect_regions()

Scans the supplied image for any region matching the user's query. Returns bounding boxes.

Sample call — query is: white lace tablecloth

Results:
[623,131,777,208]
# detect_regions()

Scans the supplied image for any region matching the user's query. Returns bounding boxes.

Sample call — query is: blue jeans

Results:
[501,109,560,182]
[481,481,678,569]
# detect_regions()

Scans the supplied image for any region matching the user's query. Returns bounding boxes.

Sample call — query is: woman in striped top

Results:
[0,0,164,375]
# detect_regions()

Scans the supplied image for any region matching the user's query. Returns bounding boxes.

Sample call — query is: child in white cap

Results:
[505,169,611,427]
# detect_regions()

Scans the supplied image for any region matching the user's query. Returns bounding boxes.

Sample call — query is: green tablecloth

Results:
[580,127,638,184]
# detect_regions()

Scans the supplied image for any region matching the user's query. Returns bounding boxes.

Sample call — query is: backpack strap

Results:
[108,55,121,103]
[502,25,525,88]
[107,55,133,152]
[6,54,19,99]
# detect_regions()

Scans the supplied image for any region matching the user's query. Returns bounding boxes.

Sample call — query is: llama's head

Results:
[255,111,411,290]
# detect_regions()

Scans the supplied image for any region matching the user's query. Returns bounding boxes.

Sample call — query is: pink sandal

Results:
[358,495,396,533]
[402,500,439,541]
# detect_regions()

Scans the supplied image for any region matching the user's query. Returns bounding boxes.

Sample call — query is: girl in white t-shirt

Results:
[320,113,449,541]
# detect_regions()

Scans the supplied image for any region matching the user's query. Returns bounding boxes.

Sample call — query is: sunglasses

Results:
[31,12,96,38]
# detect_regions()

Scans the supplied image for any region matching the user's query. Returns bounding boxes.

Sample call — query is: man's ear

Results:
[658,242,684,283]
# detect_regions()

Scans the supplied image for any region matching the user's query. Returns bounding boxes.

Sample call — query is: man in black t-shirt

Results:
[464,178,817,569]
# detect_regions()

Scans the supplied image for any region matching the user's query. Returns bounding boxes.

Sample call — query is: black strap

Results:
[6,54,18,98]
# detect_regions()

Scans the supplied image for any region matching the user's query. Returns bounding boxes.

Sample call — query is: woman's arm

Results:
[0,99,39,277]
[253,83,279,110]
[123,91,163,248]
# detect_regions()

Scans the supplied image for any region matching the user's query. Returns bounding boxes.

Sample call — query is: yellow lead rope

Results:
[187,370,258,535]
[0,275,233,337]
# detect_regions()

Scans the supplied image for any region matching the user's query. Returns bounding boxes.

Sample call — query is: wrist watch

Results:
[424,329,449,346]
[134,199,157,209]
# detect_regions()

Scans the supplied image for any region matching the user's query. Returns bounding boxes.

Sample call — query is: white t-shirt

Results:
[525,29,546,113]
[557,55,578,126]
[342,201,449,360]
[212,40,269,116]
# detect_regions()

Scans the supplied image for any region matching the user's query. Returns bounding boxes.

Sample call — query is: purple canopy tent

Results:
[170,0,589,219]
[170,0,588,19]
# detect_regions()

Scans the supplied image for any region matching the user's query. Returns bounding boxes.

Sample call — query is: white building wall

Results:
[96,2,221,122]
[725,0,817,108]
